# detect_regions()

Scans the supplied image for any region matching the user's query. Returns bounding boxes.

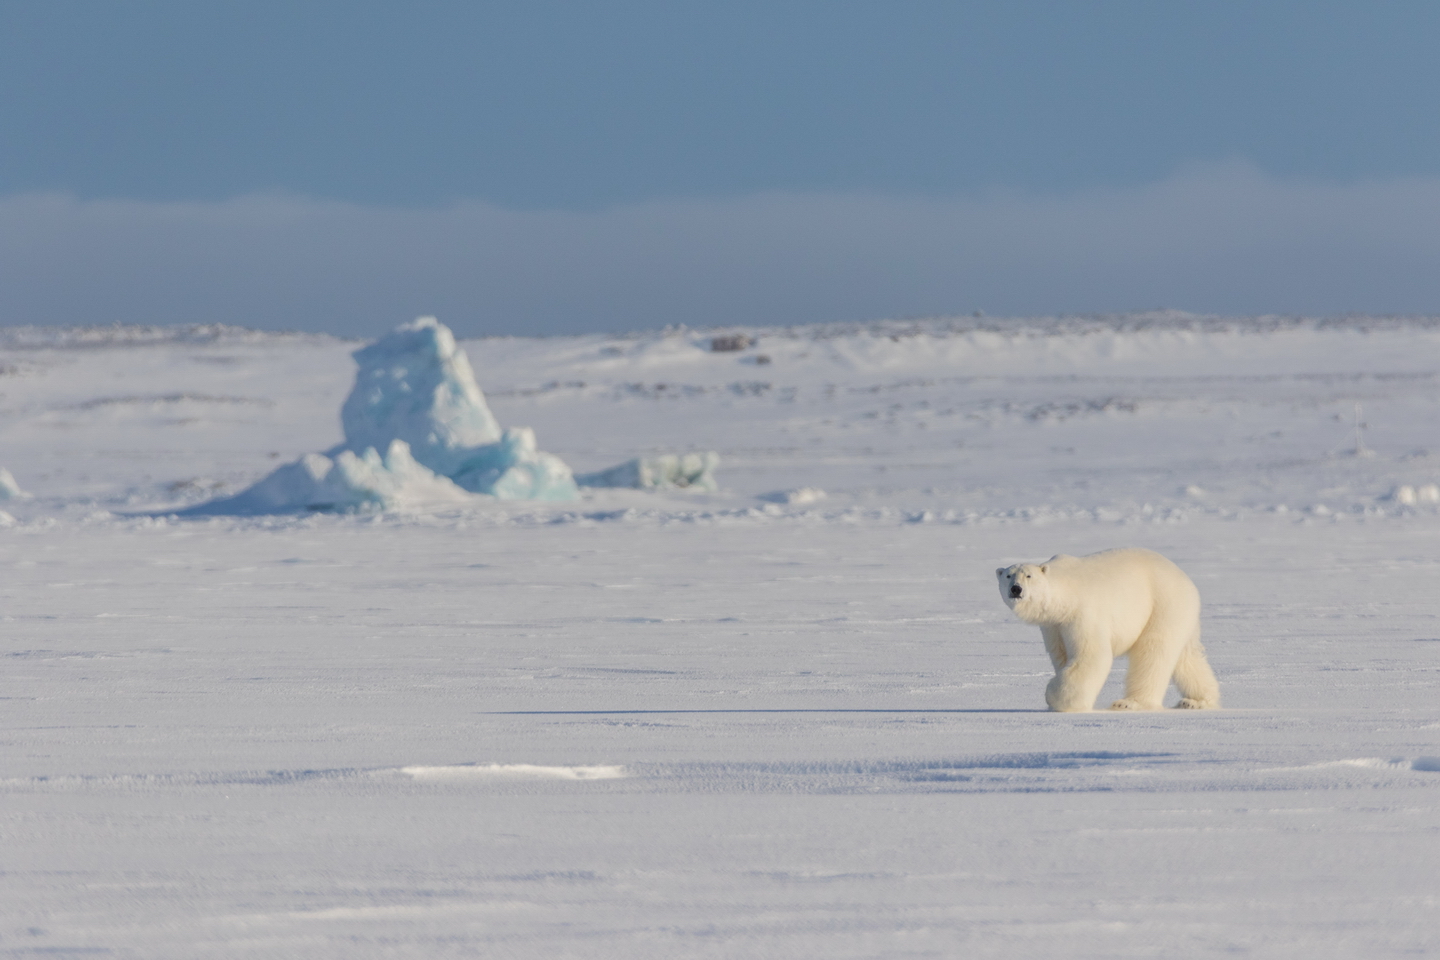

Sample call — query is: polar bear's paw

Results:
[1108,698,1160,711]
[1176,697,1219,709]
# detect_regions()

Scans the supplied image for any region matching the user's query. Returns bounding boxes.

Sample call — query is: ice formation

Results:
[0,468,31,500]
[576,452,720,492]
[212,440,473,513]
[195,317,578,513]
[330,317,576,500]
[337,318,502,477]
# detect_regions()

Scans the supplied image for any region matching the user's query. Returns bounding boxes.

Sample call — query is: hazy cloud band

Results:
[3,163,1438,337]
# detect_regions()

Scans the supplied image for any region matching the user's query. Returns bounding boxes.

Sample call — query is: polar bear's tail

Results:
[1172,630,1221,709]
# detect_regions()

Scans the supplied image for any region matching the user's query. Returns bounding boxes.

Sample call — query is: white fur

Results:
[995,548,1220,712]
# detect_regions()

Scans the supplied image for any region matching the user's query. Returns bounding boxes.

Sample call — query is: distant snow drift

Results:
[399,764,627,781]
[6,163,1440,336]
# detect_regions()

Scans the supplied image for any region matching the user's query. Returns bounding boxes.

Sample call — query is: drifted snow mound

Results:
[193,317,578,513]
[758,487,826,505]
[1388,484,1440,506]
[0,468,31,500]
[576,452,720,492]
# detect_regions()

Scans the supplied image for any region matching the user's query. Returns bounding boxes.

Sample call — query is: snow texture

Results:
[1,311,1439,958]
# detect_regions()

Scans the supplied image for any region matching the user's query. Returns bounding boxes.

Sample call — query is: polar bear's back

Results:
[1048,548,1199,632]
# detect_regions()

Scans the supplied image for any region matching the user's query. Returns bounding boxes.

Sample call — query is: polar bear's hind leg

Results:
[1172,631,1221,709]
[1110,619,1184,711]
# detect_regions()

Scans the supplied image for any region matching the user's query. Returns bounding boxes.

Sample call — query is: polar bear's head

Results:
[996,562,1057,623]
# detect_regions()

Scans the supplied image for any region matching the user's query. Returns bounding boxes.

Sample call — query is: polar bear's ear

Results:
[1039,564,1048,574]
[995,567,1005,577]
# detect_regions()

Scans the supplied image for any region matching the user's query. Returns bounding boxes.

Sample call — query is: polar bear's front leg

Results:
[1040,625,1067,671]
[1045,629,1112,712]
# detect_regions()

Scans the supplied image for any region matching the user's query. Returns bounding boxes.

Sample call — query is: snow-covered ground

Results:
[1,313,1438,957]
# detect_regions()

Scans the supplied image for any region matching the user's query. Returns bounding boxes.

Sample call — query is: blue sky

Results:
[3,1,1440,335]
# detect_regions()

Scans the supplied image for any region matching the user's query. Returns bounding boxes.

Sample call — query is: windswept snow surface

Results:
[1,312,1439,957]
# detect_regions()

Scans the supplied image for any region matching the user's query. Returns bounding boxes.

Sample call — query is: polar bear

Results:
[995,548,1220,712]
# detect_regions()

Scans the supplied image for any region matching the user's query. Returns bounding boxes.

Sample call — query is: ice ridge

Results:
[193,317,579,513]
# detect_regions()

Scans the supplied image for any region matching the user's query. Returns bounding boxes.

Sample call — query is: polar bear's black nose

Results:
[1010,584,1022,598]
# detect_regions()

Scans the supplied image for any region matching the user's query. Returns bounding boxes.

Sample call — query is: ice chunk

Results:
[1392,485,1418,505]
[760,487,827,505]
[576,452,720,492]
[331,317,578,500]
[339,316,503,477]
[0,468,31,500]
[195,317,579,513]
[197,440,474,514]
[1420,484,1440,504]
[450,427,580,501]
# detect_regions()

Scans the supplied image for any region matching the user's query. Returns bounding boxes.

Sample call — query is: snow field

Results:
[0,314,1438,956]
[2,515,1438,957]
